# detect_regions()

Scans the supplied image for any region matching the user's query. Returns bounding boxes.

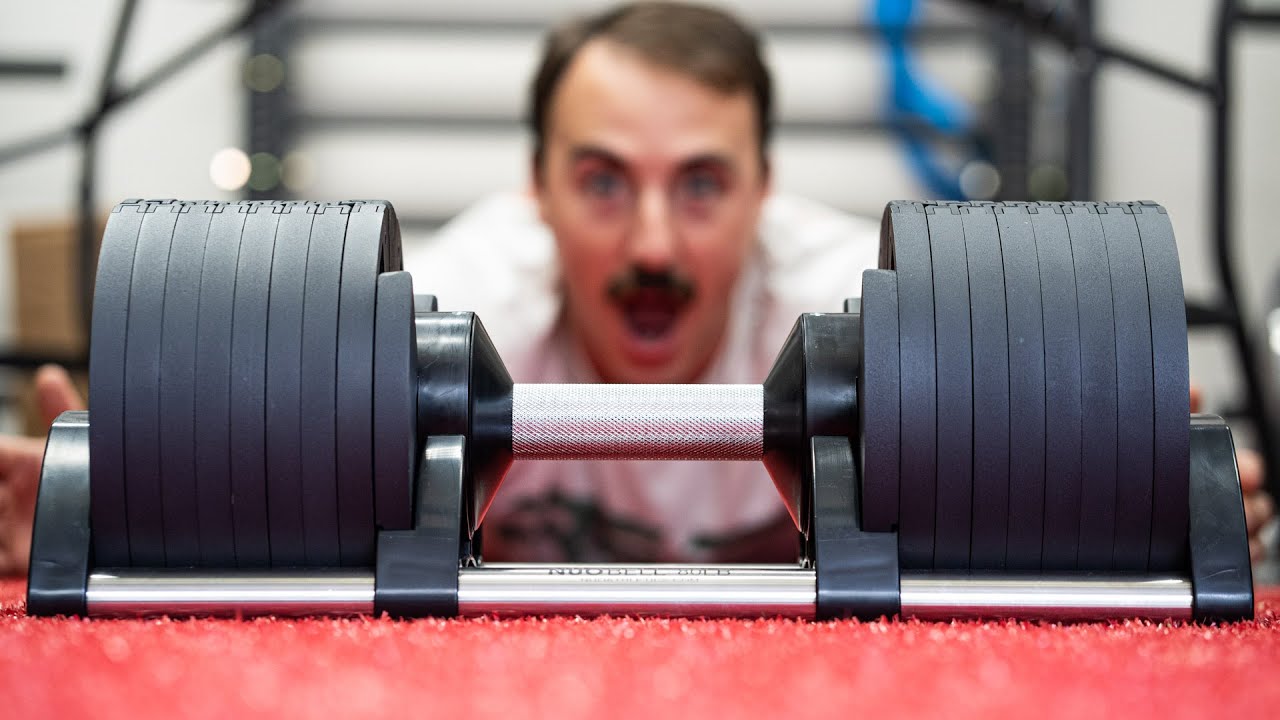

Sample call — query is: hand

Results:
[1191,385,1275,563]
[1236,448,1273,563]
[0,365,84,576]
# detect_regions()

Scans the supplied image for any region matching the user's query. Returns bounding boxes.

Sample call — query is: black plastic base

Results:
[23,374,1255,625]
[809,436,901,621]
[374,435,467,619]
[26,412,92,617]
[1188,415,1254,622]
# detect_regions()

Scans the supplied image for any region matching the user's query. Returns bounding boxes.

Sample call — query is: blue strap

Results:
[874,0,974,199]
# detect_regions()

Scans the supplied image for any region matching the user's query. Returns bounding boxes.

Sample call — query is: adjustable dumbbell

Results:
[26,198,1254,622]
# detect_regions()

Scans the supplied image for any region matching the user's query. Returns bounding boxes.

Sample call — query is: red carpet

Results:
[3,579,1279,719]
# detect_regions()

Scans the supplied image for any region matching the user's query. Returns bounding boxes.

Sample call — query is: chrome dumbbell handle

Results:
[511,383,764,460]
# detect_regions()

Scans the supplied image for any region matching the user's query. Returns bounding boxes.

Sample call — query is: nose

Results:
[627,187,677,270]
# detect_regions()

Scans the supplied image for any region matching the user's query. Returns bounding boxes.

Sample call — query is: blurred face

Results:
[533,39,770,383]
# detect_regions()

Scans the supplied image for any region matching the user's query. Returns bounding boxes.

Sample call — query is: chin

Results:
[611,360,693,385]
[598,346,688,384]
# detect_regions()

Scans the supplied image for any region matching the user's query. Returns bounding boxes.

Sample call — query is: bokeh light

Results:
[209,147,251,191]
[248,152,282,192]
[243,53,285,93]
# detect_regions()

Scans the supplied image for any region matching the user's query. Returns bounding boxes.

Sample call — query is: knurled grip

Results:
[511,384,764,460]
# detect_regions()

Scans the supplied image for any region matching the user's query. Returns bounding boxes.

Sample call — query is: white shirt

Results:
[408,192,880,562]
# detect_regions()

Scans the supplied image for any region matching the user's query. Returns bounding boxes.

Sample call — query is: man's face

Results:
[533,39,769,383]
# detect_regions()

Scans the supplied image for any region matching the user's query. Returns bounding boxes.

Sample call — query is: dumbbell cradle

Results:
[26,198,1255,622]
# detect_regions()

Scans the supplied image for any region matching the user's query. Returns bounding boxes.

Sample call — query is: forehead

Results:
[545,39,758,165]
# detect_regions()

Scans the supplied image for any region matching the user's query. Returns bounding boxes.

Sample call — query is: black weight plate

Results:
[926,204,974,570]
[961,204,1010,569]
[89,201,146,567]
[124,202,181,566]
[1098,204,1155,571]
[858,269,900,533]
[229,203,281,567]
[1031,205,1083,570]
[880,202,936,569]
[1064,204,1120,570]
[1132,201,1190,571]
[157,202,215,567]
[995,204,1047,571]
[374,270,417,532]
[335,201,401,565]
[298,204,348,566]
[193,203,248,567]
[265,203,313,567]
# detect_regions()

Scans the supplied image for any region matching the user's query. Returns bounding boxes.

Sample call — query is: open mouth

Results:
[608,268,695,343]
[621,288,685,339]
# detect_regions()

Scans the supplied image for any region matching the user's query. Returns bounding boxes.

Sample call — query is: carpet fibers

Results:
[3,579,1279,719]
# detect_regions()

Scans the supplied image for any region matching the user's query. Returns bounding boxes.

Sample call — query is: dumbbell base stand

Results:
[84,566,1192,621]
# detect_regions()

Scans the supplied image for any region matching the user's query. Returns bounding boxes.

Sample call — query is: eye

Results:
[677,169,725,201]
[582,169,626,199]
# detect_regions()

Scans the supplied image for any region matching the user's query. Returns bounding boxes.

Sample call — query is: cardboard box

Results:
[8,217,98,435]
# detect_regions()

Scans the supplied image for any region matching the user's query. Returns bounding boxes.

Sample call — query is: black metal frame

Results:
[246,6,296,200]
[0,0,287,370]
[961,0,1280,495]
[0,59,66,78]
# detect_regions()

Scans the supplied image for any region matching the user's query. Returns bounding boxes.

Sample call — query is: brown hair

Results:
[528,1,774,167]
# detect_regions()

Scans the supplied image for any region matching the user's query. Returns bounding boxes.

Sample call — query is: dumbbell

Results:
[26,198,1254,622]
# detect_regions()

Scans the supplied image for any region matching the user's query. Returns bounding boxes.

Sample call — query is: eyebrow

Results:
[567,145,737,175]
[677,153,735,176]
[569,145,625,167]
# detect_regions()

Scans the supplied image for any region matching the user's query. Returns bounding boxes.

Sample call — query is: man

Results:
[0,2,1272,571]
[410,2,881,562]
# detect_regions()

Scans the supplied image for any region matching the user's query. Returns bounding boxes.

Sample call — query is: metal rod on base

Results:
[85,566,1193,622]
[86,570,374,618]
[458,564,812,618]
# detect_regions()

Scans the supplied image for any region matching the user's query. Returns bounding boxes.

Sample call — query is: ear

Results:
[751,153,772,224]
[530,151,553,226]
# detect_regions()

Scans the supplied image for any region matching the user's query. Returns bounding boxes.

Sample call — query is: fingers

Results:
[0,435,42,576]
[1235,446,1273,563]
[34,364,85,430]
[1190,384,1202,414]
[1245,490,1275,535]
[0,498,34,576]
[1238,448,1265,494]
[0,434,45,477]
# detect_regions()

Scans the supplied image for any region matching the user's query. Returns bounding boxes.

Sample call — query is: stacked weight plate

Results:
[861,200,1190,573]
[88,199,413,569]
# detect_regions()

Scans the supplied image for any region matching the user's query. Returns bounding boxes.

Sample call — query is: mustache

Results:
[606,266,696,305]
